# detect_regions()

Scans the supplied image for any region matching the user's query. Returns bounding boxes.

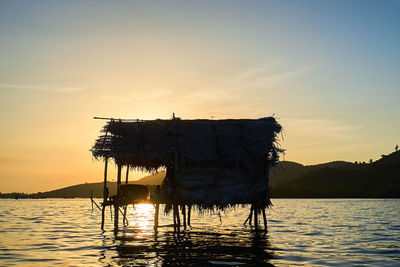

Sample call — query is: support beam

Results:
[123,166,129,224]
[262,208,268,232]
[249,205,253,226]
[101,157,109,230]
[182,205,186,230]
[125,165,129,184]
[154,203,159,230]
[176,204,181,231]
[187,205,191,226]
[114,164,122,231]
[173,204,180,232]
[91,190,94,211]
[254,206,258,229]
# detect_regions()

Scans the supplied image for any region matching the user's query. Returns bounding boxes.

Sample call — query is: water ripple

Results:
[0,199,399,266]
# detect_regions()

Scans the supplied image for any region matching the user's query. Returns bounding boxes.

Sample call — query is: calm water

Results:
[0,199,399,266]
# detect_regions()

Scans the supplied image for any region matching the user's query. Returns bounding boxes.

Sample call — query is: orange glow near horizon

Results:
[1,1,399,193]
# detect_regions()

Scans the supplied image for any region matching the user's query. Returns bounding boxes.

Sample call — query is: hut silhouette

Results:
[91,115,282,232]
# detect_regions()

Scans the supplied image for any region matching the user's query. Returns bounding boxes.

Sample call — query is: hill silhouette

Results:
[269,160,355,187]
[271,150,400,198]
[3,151,399,198]
[28,172,165,198]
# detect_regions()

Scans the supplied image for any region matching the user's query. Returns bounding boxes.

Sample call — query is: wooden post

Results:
[101,157,108,230]
[117,164,122,186]
[262,208,268,232]
[91,190,94,211]
[154,203,159,230]
[176,204,181,231]
[254,206,258,229]
[187,205,191,226]
[182,204,186,230]
[249,205,253,226]
[123,165,129,225]
[114,164,122,231]
[125,165,129,184]
[171,125,180,232]
[173,206,177,227]
[173,203,180,232]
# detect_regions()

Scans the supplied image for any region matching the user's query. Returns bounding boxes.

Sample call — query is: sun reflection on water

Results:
[127,204,154,231]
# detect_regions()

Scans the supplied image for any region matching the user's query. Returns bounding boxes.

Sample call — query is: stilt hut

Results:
[91,116,282,232]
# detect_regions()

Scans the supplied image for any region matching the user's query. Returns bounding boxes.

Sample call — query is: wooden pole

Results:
[171,125,180,232]
[114,164,122,231]
[123,166,129,225]
[262,208,268,232]
[154,203,159,230]
[101,157,108,230]
[173,206,177,227]
[125,165,129,184]
[182,205,186,230]
[175,204,181,231]
[187,205,191,226]
[91,190,94,211]
[249,205,253,226]
[254,206,258,229]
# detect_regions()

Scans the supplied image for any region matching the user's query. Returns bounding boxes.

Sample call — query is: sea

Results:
[0,198,399,266]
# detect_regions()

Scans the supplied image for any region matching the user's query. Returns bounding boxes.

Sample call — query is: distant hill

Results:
[134,172,165,185]
[27,172,166,198]
[3,151,399,199]
[269,160,355,187]
[271,150,400,198]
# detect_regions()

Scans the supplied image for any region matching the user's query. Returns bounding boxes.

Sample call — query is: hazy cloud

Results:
[282,118,363,142]
[177,65,313,109]
[0,83,83,92]
[100,88,173,103]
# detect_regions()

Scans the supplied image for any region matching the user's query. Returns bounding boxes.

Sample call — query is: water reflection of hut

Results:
[91,116,282,232]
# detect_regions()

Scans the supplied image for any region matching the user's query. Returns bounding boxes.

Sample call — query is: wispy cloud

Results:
[179,65,313,106]
[100,88,172,103]
[249,66,312,87]
[282,118,363,142]
[185,65,313,94]
[0,83,83,92]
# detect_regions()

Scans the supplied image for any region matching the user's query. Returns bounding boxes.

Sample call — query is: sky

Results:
[0,0,399,193]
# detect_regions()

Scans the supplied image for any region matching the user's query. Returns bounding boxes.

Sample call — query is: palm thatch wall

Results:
[91,117,282,210]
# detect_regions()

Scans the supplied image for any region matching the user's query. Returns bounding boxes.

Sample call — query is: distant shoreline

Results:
[2,150,399,199]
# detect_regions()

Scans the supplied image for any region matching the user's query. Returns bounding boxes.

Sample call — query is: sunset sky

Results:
[1,0,399,193]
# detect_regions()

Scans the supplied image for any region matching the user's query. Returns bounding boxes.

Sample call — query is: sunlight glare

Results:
[128,204,154,230]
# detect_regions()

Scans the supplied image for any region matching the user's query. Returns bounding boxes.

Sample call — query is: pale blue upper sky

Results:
[0,0,399,192]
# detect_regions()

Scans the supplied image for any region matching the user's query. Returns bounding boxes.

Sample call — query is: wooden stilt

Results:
[113,203,119,231]
[123,166,129,225]
[101,206,106,230]
[114,164,122,232]
[249,205,253,226]
[262,208,268,232]
[244,205,254,225]
[122,206,129,225]
[125,165,129,184]
[182,205,186,230]
[91,197,101,211]
[254,206,258,229]
[91,190,94,211]
[101,157,108,230]
[187,205,191,226]
[173,205,177,227]
[174,204,180,231]
[154,203,159,230]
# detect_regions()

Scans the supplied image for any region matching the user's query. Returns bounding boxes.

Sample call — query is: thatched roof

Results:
[91,117,282,210]
[91,117,282,171]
